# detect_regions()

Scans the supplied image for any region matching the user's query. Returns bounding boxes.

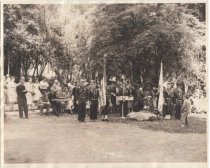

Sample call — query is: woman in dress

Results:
[33,78,42,107]
[25,76,34,109]
[7,76,17,110]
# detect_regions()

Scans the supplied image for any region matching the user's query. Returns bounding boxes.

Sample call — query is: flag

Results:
[158,62,164,114]
[99,77,106,112]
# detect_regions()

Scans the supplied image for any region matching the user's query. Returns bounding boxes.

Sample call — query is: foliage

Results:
[4,3,206,90]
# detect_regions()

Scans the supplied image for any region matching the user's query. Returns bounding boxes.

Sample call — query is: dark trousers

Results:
[90,100,98,120]
[50,101,61,116]
[120,101,128,117]
[175,104,182,119]
[78,102,86,122]
[17,96,28,118]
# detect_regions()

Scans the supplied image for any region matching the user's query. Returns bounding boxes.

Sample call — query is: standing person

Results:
[77,80,87,123]
[101,90,110,121]
[72,82,79,114]
[110,82,116,113]
[33,78,42,107]
[16,77,28,119]
[25,76,34,109]
[181,94,191,127]
[39,77,49,94]
[174,86,183,119]
[127,84,134,113]
[5,75,10,105]
[90,84,99,121]
[7,76,17,110]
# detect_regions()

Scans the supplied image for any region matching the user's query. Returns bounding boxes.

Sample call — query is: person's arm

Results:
[181,100,186,113]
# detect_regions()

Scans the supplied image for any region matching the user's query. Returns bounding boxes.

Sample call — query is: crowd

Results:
[4,74,207,127]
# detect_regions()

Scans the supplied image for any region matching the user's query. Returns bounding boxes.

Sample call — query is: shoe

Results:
[25,117,29,119]
[20,117,24,119]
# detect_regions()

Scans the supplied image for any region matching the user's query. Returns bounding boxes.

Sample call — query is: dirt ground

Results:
[4,111,207,163]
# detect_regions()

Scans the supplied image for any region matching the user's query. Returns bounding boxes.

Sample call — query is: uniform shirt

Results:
[181,99,191,113]
[39,81,49,90]
[16,84,27,98]
[39,94,50,104]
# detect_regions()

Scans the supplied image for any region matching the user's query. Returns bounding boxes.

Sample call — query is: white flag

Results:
[158,62,164,114]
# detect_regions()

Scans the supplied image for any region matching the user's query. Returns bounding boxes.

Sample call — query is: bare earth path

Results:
[4,112,207,163]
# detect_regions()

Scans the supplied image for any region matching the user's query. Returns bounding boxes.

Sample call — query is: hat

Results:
[84,82,89,86]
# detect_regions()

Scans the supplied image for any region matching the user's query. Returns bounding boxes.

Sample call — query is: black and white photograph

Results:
[2,1,208,167]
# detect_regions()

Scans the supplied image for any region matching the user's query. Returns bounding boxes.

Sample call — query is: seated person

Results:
[61,86,73,113]
[48,88,61,117]
[38,91,50,116]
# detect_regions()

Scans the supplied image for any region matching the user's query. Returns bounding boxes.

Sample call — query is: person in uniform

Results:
[16,77,28,119]
[127,84,134,113]
[120,83,129,117]
[39,77,49,94]
[89,83,99,121]
[101,87,110,121]
[77,80,87,122]
[181,94,191,127]
[115,82,121,113]
[110,82,117,113]
[174,86,183,119]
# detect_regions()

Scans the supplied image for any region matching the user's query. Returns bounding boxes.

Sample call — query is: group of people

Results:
[4,74,199,127]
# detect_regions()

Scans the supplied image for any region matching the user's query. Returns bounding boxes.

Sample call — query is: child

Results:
[181,94,191,127]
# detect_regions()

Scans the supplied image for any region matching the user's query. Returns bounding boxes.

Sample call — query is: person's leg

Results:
[39,104,44,115]
[23,98,29,118]
[17,97,23,118]
[185,115,188,127]
[45,104,50,115]
[181,112,187,127]
[82,102,86,122]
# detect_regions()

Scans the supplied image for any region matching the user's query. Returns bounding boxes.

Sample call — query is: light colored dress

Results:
[25,82,34,105]
[7,81,17,103]
[33,83,42,101]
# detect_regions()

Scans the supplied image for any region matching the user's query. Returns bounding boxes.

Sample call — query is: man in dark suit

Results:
[16,76,28,119]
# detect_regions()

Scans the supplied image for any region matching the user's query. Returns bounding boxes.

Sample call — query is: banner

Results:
[158,62,164,114]
[99,77,106,110]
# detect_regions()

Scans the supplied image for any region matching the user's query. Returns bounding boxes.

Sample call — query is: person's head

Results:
[28,76,32,83]
[35,78,39,83]
[54,79,59,84]
[6,74,10,79]
[184,94,189,99]
[20,76,25,85]
[43,91,48,96]
[63,86,68,92]
[11,76,15,82]
[139,87,143,93]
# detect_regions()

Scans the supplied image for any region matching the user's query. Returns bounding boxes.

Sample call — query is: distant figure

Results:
[90,83,99,121]
[33,78,42,107]
[77,81,87,122]
[16,77,28,119]
[51,79,62,92]
[181,94,191,127]
[25,76,34,109]
[7,76,17,110]
[38,91,50,116]
[39,77,49,94]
